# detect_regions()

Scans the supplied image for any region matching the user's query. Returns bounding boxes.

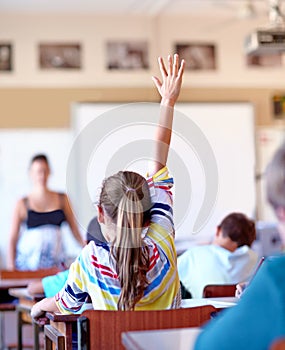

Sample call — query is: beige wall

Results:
[0,87,281,127]
[0,14,155,87]
[0,13,285,127]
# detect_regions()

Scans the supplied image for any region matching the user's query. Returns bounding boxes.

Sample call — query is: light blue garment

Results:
[194,255,285,350]
[16,225,65,270]
[178,244,258,298]
[42,270,69,297]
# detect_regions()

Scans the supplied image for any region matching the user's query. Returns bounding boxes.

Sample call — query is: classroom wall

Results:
[0,10,284,267]
[0,12,285,127]
[0,12,284,88]
[0,87,280,127]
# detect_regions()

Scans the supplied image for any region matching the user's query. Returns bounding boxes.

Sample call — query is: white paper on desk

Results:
[181,297,238,309]
[133,328,201,350]
[206,300,236,308]
[206,297,238,308]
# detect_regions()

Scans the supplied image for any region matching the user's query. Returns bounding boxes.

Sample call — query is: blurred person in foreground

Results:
[194,142,285,350]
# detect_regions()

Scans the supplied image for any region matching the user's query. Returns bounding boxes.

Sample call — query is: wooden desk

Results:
[0,279,37,303]
[0,280,39,350]
[0,268,60,281]
[0,279,32,290]
[9,288,45,350]
[9,287,44,303]
[122,327,202,350]
[0,268,59,349]
[45,312,80,350]
[42,299,235,350]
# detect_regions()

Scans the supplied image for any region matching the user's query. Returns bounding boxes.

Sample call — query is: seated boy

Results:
[178,212,258,298]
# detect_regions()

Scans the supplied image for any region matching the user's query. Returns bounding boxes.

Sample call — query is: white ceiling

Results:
[0,0,270,16]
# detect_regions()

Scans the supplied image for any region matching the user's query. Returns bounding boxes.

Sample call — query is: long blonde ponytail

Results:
[99,171,151,310]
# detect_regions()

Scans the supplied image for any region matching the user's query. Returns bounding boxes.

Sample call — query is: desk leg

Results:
[65,323,74,350]
[45,334,53,350]
[77,317,88,350]
[16,304,43,350]
[17,309,22,350]
[0,312,5,350]
[33,322,40,350]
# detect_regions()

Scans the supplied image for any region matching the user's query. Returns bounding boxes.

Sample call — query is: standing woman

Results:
[7,154,85,270]
[31,54,185,317]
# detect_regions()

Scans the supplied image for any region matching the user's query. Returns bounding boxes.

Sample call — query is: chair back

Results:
[77,305,216,350]
[270,338,285,350]
[202,284,236,298]
[0,267,60,280]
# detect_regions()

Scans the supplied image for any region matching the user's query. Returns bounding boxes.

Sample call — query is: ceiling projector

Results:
[244,0,285,55]
[244,28,285,54]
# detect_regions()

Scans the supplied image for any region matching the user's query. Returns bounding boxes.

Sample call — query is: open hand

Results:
[152,54,185,107]
[31,302,45,320]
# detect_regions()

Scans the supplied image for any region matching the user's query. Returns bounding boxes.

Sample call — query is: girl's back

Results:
[55,167,180,312]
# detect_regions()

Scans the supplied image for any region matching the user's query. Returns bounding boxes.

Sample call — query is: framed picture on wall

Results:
[246,52,282,67]
[0,43,12,71]
[272,95,285,119]
[39,43,81,69]
[106,41,149,70]
[175,43,217,70]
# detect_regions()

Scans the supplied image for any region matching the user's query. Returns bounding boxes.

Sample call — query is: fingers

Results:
[235,286,241,298]
[158,56,167,79]
[168,55,173,76]
[158,54,185,79]
[235,282,247,299]
[31,304,44,319]
[36,316,49,326]
[235,284,242,298]
[177,58,185,80]
[152,76,162,91]
[155,54,185,103]
[173,54,179,76]
[159,54,185,79]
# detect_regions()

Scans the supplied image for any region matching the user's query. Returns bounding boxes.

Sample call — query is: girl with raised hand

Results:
[31,54,185,318]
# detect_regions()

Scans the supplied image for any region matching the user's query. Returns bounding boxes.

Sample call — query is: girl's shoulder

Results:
[49,191,67,209]
[80,241,114,273]
[15,197,28,220]
[83,240,110,259]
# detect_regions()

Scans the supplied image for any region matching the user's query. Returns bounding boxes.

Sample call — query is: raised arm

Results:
[149,54,185,176]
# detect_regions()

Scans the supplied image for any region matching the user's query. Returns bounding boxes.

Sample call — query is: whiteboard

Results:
[69,102,256,247]
[0,129,84,268]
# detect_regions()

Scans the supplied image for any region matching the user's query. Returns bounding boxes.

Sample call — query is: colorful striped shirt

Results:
[55,167,180,312]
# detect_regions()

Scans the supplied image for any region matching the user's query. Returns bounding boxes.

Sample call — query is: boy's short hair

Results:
[218,213,256,247]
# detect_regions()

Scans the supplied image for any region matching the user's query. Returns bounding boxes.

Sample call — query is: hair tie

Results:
[126,187,136,193]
